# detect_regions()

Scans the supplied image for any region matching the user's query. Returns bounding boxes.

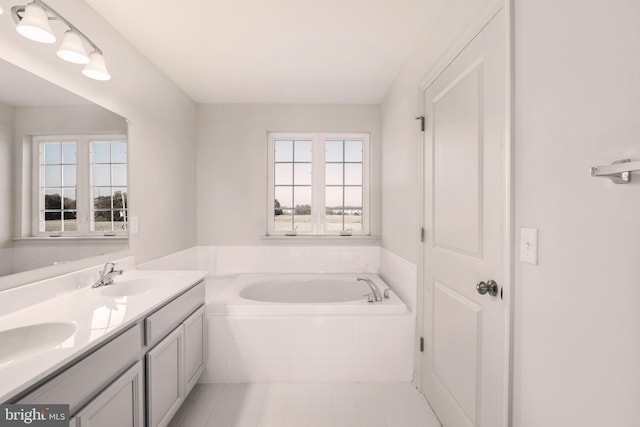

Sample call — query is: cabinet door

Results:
[183,305,206,394]
[73,361,144,427]
[146,325,184,427]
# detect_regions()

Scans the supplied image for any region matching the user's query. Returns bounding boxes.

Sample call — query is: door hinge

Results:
[420,227,425,242]
[420,337,424,352]
[415,115,425,132]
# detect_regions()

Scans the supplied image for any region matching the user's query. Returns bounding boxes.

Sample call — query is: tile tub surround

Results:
[138,246,418,314]
[205,313,416,383]
[0,266,207,402]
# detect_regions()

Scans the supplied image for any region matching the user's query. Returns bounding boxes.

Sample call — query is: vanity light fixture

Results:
[0,4,4,15]
[11,0,111,80]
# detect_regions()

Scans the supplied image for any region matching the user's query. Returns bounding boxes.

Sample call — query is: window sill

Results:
[12,236,128,246]
[260,235,379,244]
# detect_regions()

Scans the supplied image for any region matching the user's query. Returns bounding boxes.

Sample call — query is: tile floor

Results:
[168,382,441,427]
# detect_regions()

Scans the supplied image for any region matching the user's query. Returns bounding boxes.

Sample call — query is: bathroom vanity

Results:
[0,266,207,427]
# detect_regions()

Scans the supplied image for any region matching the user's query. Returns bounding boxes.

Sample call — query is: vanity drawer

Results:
[144,281,204,346]
[19,324,142,414]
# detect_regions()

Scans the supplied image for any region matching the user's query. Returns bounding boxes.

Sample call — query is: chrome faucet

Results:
[91,262,123,288]
[357,277,383,302]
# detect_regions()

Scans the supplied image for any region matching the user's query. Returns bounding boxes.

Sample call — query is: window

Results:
[34,135,127,237]
[267,133,370,236]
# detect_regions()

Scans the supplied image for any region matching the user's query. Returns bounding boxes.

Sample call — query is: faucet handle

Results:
[363,293,374,303]
[383,288,390,299]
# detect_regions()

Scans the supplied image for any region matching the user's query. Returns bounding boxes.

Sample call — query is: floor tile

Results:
[169,382,440,427]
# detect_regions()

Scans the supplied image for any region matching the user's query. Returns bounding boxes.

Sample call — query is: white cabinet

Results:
[183,306,206,394]
[146,305,206,427]
[71,361,144,427]
[146,326,184,427]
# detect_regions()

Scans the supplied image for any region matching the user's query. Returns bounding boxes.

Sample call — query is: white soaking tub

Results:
[207,273,408,315]
[205,274,416,383]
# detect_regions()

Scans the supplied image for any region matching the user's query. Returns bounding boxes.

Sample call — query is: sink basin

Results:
[0,322,78,367]
[100,279,157,297]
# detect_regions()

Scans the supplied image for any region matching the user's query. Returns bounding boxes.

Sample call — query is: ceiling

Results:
[84,0,439,104]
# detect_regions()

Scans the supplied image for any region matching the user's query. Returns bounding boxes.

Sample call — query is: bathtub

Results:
[205,273,416,383]
[207,273,408,315]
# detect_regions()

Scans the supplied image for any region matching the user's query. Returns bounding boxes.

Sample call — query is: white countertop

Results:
[0,268,207,403]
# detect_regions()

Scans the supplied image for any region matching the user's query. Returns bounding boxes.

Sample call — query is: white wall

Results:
[0,0,197,289]
[0,103,15,276]
[0,103,14,249]
[512,0,640,425]
[196,104,380,245]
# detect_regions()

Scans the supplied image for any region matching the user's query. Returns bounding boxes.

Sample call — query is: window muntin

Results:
[325,139,363,233]
[39,140,78,233]
[34,135,127,237]
[268,133,369,236]
[273,139,313,233]
[91,139,128,233]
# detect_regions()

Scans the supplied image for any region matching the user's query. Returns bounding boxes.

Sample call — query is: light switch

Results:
[520,227,538,265]
[129,217,139,235]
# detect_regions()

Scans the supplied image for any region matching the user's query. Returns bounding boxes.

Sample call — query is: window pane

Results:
[112,164,127,186]
[113,188,127,209]
[274,186,293,210]
[274,214,293,232]
[293,186,311,210]
[345,140,363,162]
[94,211,112,231]
[293,186,311,232]
[274,140,293,162]
[345,209,363,232]
[63,165,76,186]
[63,188,76,210]
[325,164,343,185]
[344,186,362,208]
[62,143,76,164]
[344,164,362,185]
[326,140,343,162]
[45,165,61,186]
[44,211,62,232]
[62,212,77,231]
[324,208,343,231]
[94,187,111,209]
[44,143,61,164]
[275,163,293,185]
[111,142,127,163]
[93,164,110,186]
[325,187,343,209]
[294,140,312,162]
[93,142,110,163]
[294,215,312,232]
[294,163,311,185]
[44,189,62,209]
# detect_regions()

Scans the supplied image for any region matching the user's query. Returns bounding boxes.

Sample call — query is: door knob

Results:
[476,280,499,297]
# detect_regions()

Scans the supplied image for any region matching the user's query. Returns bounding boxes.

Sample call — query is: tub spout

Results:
[357,277,382,302]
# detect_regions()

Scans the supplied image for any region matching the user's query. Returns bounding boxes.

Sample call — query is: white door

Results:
[421,9,508,427]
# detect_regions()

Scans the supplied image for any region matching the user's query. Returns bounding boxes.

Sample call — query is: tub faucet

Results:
[92,262,123,288]
[357,277,382,302]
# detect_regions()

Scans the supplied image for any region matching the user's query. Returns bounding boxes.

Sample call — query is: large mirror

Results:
[0,58,128,278]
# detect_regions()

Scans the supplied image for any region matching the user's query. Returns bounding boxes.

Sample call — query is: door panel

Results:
[421,9,507,427]
[433,282,481,424]
[433,64,483,257]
